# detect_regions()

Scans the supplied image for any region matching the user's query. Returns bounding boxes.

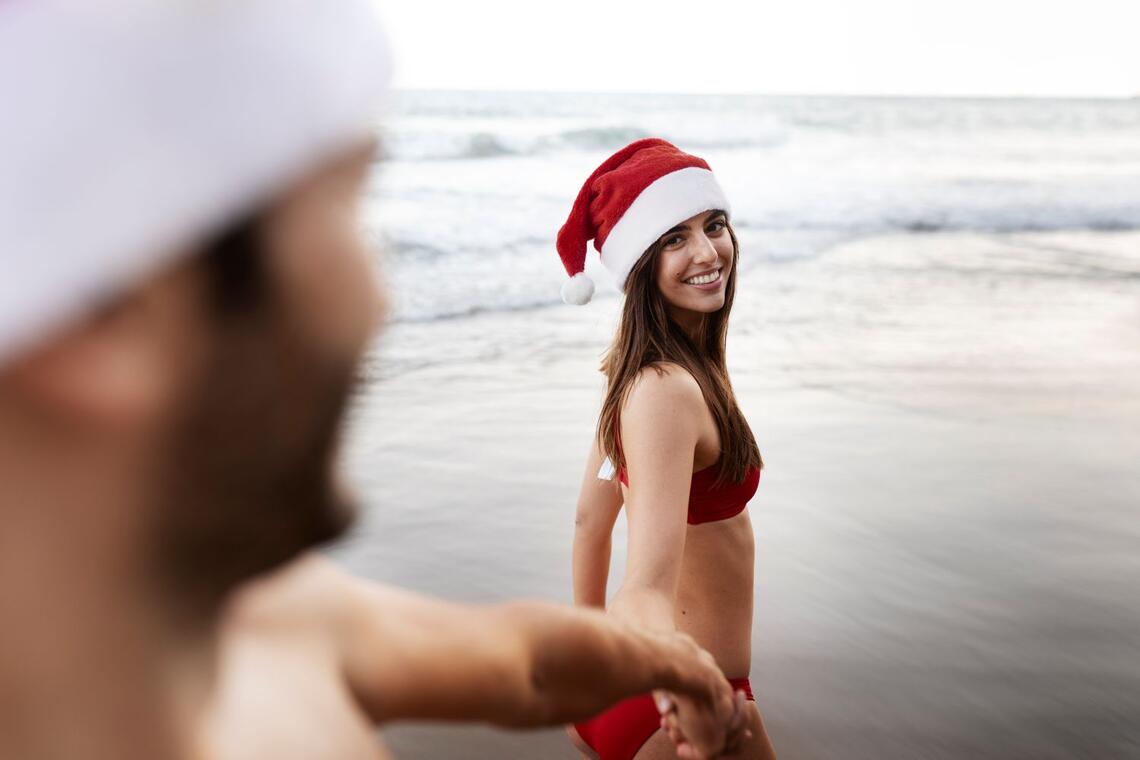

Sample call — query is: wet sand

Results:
[332,231,1140,758]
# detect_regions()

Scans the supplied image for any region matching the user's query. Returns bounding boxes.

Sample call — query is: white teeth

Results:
[683,270,721,286]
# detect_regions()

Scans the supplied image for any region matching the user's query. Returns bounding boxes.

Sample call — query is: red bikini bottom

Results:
[574,677,753,760]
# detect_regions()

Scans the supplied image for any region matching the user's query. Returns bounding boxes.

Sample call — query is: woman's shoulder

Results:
[623,362,704,418]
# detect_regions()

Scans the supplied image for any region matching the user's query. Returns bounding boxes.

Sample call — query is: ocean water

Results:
[366,91,1140,325]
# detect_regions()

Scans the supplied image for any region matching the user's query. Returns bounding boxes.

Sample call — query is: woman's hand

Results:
[644,631,751,759]
[655,687,751,759]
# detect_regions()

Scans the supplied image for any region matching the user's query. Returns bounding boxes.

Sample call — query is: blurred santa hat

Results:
[0,0,392,363]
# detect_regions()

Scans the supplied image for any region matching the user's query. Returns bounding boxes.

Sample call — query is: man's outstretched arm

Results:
[328,565,730,729]
[228,556,745,756]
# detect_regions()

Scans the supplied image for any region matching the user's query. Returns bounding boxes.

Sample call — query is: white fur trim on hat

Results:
[599,167,730,291]
[0,0,391,364]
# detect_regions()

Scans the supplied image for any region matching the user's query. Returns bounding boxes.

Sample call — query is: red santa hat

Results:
[556,138,731,305]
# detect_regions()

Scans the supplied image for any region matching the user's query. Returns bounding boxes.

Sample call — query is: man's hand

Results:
[641,631,751,758]
[655,688,752,759]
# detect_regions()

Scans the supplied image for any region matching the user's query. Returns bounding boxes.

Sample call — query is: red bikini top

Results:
[618,462,760,525]
[614,424,760,525]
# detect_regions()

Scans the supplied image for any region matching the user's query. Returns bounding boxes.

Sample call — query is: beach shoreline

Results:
[333,230,1140,758]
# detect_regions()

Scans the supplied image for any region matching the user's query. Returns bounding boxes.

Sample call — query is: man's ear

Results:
[3,267,205,428]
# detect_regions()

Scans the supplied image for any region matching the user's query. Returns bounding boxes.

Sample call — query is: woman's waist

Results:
[676,518,754,603]
[673,574,754,630]
[683,510,755,554]
[672,563,754,675]
[674,609,753,679]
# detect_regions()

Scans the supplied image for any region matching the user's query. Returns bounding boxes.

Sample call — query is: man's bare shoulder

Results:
[222,553,441,642]
[207,555,398,760]
[223,554,383,636]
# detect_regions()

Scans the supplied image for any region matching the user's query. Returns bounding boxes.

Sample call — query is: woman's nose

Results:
[692,233,718,264]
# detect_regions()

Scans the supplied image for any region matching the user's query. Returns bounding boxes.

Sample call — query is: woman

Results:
[556,139,777,760]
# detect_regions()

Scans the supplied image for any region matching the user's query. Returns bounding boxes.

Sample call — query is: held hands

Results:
[654,688,751,759]
[652,633,751,758]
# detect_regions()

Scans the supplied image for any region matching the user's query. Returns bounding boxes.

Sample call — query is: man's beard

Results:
[151,297,360,618]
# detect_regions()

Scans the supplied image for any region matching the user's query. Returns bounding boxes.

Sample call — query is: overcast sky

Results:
[378,0,1138,98]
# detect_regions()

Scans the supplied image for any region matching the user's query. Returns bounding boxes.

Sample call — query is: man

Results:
[0,2,754,759]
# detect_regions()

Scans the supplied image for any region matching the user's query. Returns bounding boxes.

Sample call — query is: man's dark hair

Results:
[201,217,266,316]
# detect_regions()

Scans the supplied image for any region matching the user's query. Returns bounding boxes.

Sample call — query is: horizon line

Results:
[391,85,1138,102]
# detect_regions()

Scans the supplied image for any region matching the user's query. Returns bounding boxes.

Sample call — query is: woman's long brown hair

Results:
[597,221,762,484]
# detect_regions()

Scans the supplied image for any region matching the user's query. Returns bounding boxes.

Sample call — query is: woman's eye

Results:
[664,235,684,247]
[707,221,726,233]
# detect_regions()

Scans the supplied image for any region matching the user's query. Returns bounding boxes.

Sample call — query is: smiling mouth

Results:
[683,269,722,286]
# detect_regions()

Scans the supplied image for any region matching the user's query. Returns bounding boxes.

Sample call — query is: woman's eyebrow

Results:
[663,210,725,237]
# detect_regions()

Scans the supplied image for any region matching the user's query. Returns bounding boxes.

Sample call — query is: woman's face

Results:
[653,209,733,319]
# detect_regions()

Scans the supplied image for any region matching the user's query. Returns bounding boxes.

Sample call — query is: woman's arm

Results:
[572,436,623,607]
[606,365,703,633]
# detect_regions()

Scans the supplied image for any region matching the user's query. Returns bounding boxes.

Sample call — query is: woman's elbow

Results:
[574,505,614,537]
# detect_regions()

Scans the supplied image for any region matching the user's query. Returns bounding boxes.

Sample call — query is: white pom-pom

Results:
[561,272,595,305]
